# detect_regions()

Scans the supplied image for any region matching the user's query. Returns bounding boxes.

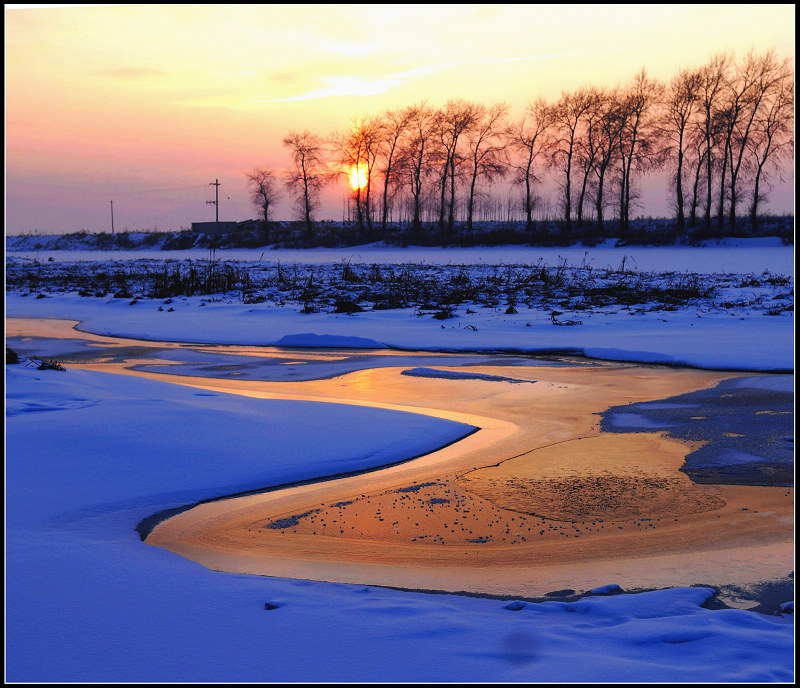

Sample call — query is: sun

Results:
[349,165,368,190]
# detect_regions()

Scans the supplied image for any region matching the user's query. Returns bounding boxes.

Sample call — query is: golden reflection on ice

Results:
[7,316,793,601]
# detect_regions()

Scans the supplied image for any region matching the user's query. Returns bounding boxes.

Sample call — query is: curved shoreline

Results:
[6,317,793,604]
[143,365,793,602]
[135,426,480,540]
[7,314,794,374]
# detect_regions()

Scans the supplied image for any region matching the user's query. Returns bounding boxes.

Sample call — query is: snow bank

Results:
[5,363,794,682]
[6,292,794,371]
[5,242,794,681]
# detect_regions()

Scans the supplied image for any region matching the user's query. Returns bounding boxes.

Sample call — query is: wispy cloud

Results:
[322,41,379,57]
[95,67,166,81]
[272,75,405,102]
[270,51,587,102]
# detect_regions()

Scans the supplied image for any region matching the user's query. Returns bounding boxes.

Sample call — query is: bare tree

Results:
[550,88,595,234]
[434,100,481,234]
[332,120,366,233]
[662,67,702,238]
[506,99,551,233]
[246,167,281,225]
[725,51,793,234]
[616,69,664,237]
[696,53,732,236]
[282,130,329,234]
[686,138,707,229]
[331,116,382,237]
[377,106,413,233]
[267,49,790,244]
[574,88,603,228]
[592,89,627,234]
[358,116,384,237]
[465,102,509,232]
[399,102,437,237]
[747,71,794,231]
[713,52,762,229]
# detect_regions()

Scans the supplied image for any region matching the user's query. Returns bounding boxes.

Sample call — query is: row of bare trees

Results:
[248,50,793,242]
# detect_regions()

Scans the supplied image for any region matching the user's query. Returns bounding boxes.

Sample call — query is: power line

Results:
[206,178,220,222]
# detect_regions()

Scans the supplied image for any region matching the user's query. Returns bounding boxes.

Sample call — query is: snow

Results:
[4,291,795,371]
[401,367,536,384]
[274,332,388,348]
[5,242,795,682]
[726,375,796,393]
[5,240,795,371]
[5,235,795,275]
[603,412,673,429]
[5,363,794,682]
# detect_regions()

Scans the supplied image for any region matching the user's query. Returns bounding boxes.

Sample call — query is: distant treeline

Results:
[6,215,794,253]
[248,49,793,244]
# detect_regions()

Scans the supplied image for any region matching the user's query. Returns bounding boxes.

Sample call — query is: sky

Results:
[4,4,795,234]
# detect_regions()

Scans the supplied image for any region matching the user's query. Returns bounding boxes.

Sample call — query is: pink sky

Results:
[4,4,795,234]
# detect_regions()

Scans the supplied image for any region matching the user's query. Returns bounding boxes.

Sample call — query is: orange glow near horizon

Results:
[4,4,795,232]
[349,165,368,190]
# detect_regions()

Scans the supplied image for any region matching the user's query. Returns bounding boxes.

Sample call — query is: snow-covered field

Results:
[6,234,794,273]
[5,238,795,370]
[5,241,795,682]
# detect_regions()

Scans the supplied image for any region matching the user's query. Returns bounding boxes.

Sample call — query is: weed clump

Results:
[34,358,66,371]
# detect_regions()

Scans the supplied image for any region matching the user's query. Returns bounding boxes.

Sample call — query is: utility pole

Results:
[207,179,220,224]
[110,200,115,235]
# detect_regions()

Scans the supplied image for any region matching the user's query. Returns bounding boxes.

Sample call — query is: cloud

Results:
[272,75,405,102]
[271,51,587,102]
[322,41,378,57]
[95,67,166,81]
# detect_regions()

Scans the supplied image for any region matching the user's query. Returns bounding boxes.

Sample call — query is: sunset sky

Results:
[4,4,795,234]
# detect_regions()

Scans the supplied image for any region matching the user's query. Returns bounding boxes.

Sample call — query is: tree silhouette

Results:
[246,167,281,225]
[697,53,731,236]
[725,51,792,234]
[551,89,595,234]
[270,49,791,244]
[400,102,437,237]
[377,106,413,232]
[507,99,551,233]
[747,69,794,232]
[592,88,627,234]
[662,69,702,238]
[282,130,329,234]
[434,100,481,234]
[465,102,509,232]
[616,69,664,237]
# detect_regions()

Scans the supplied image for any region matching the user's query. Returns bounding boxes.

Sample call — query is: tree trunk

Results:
[564,148,573,235]
[750,162,765,233]
[355,186,364,234]
[447,159,457,234]
[716,139,730,233]
[728,182,738,237]
[577,167,591,228]
[675,131,685,239]
[467,165,478,233]
[690,149,704,228]
[704,140,713,236]
[595,163,607,235]
[364,179,373,239]
[524,174,533,233]
[381,150,396,233]
[438,165,448,233]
